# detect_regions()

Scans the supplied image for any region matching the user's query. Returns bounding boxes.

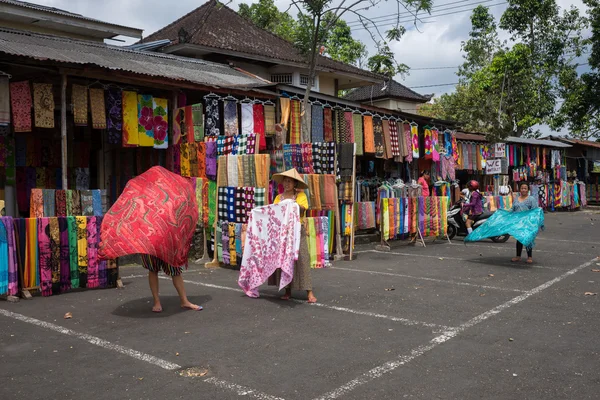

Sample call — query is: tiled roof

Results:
[0,0,141,32]
[343,79,431,102]
[141,0,383,81]
[0,28,270,89]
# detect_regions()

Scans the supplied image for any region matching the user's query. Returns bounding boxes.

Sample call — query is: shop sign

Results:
[593,161,600,173]
[494,143,506,158]
[486,158,503,175]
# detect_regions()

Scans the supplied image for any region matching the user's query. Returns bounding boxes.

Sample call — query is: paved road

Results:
[1,211,599,399]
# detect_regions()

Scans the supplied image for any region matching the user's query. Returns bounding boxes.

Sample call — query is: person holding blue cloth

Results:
[511,182,538,264]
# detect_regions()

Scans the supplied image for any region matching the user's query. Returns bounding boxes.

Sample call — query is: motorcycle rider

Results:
[463,180,483,234]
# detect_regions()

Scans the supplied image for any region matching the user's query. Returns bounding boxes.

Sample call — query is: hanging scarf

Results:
[264,104,276,136]
[0,220,8,294]
[382,120,393,159]
[363,115,375,153]
[23,218,39,288]
[122,91,139,147]
[253,103,266,150]
[289,100,302,144]
[89,88,107,129]
[352,113,364,156]
[241,103,254,135]
[10,81,32,132]
[66,216,79,289]
[423,128,432,159]
[411,124,420,159]
[301,102,312,143]
[36,217,53,296]
[224,100,238,137]
[137,94,155,147]
[388,120,400,157]
[33,83,55,128]
[58,217,71,293]
[55,190,67,217]
[311,104,324,142]
[323,107,334,142]
[204,98,221,137]
[42,189,55,217]
[106,88,123,144]
[431,129,440,162]
[152,97,169,149]
[72,84,88,126]
[191,103,204,142]
[76,216,88,284]
[86,217,99,289]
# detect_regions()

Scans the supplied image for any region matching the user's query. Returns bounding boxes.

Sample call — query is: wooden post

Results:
[345,143,357,261]
[60,72,68,190]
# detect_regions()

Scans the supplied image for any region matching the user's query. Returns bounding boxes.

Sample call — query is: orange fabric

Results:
[363,115,375,153]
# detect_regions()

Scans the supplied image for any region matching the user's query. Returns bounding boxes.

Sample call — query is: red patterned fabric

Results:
[253,104,267,150]
[99,166,198,266]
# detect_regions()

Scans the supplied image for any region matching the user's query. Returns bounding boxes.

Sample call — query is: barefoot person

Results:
[269,168,317,303]
[511,182,538,264]
[141,254,201,313]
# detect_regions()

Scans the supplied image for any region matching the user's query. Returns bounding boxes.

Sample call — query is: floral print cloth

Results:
[10,81,32,132]
[33,83,55,129]
[238,200,301,298]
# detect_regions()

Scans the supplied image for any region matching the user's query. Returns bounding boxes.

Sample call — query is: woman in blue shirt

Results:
[511,182,538,264]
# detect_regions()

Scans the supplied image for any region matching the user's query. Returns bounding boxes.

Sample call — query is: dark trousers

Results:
[516,241,532,258]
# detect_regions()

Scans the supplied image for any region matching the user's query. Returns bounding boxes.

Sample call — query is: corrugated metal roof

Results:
[546,135,600,150]
[506,136,571,148]
[455,132,487,142]
[0,28,271,89]
[0,0,141,32]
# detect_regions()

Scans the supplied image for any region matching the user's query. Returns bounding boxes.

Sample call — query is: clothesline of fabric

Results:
[379,196,450,240]
[0,215,118,297]
[29,189,106,218]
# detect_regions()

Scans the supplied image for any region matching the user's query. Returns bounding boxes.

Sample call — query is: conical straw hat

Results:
[272,168,308,189]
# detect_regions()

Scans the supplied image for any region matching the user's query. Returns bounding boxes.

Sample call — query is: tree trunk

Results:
[301,15,322,140]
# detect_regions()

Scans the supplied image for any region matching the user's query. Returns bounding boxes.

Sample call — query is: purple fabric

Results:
[58,217,71,293]
[106,88,123,145]
[464,190,484,215]
[96,216,107,288]
[418,197,425,235]
[38,218,53,297]
[206,141,217,180]
[2,217,18,296]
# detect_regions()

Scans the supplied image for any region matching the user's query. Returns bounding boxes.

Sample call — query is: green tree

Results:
[422,0,586,141]
[238,0,298,42]
[554,0,600,140]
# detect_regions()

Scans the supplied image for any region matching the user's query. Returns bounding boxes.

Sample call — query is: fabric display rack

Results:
[0,189,119,300]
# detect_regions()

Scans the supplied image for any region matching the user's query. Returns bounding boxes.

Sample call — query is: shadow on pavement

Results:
[466,256,536,269]
[111,295,212,318]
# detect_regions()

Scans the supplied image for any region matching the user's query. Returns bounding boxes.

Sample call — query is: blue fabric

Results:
[512,195,538,212]
[0,218,7,294]
[465,208,545,248]
[92,190,103,217]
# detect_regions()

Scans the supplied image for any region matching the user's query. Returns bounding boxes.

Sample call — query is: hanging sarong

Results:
[289,100,301,144]
[423,128,432,159]
[353,114,364,156]
[137,94,155,147]
[33,83,55,128]
[42,189,55,217]
[253,103,266,150]
[411,124,420,159]
[58,217,71,292]
[241,103,254,135]
[311,104,324,142]
[323,107,334,142]
[224,100,238,137]
[72,84,88,126]
[192,103,204,142]
[382,120,393,159]
[55,190,67,217]
[152,97,169,149]
[389,120,400,157]
[205,98,221,137]
[363,115,375,153]
[373,117,385,158]
[205,141,217,180]
[37,218,52,296]
[264,104,276,136]
[431,129,440,162]
[76,216,88,285]
[122,91,139,147]
[24,218,38,288]
[89,88,106,129]
[86,217,99,289]
[105,88,123,144]
[10,81,32,132]
[66,216,79,288]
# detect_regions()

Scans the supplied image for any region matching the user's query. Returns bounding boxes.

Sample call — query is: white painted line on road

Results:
[203,377,285,400]
[0,308,181,370]
[355,249,464,261]
[0,309,287,400]
[120,274,450,331]
[313,257,599,400]
[330,266,526,293]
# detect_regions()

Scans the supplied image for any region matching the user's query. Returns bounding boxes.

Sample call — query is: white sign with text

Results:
[494,143,506,158]
[485,158,503,175]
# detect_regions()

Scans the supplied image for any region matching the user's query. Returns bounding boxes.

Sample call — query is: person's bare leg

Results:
[148,270,162,312]
[171,275,202,310]
[307,290,317,303]
[281,287,292,300]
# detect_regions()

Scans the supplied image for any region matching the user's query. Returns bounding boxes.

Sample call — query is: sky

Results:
[31,0,591,135]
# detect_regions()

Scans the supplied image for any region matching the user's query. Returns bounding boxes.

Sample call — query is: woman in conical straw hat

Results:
[269,168,317,303]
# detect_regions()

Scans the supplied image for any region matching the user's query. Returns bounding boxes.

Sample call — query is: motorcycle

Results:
[447,198,510,243]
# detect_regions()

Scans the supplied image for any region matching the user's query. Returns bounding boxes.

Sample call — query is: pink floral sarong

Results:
[238,200,301,298]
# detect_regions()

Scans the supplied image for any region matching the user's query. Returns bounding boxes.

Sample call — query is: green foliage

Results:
[553,0,600,140]
[238,0,298,42]
[425,0,587,141]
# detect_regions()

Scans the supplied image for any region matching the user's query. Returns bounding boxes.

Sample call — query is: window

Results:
[270,73,292,84]
[300,74,310,86]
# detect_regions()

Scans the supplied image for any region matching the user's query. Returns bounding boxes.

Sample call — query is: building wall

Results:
[362,98,424,113]
[318,75,335,96]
